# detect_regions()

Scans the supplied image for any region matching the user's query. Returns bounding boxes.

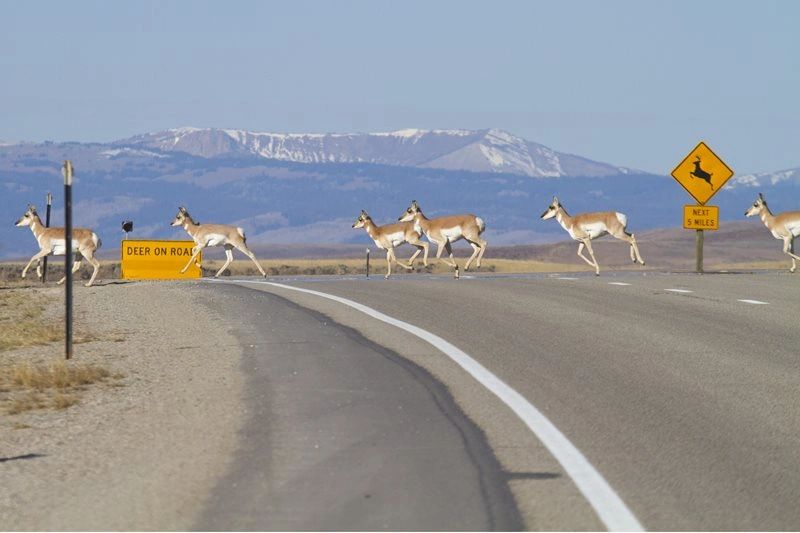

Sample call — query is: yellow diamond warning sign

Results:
[683,205,719,231]
[671,141,734,205]
[121,240,201,280]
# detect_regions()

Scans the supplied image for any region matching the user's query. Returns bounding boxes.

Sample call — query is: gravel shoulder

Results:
[1,281,244,531]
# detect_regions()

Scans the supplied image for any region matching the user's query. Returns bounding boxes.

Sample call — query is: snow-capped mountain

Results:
[727,167,800,188]
[117,127,630,178]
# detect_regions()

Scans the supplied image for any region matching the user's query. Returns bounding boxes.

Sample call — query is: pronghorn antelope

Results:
[352,210,428,279]
[540,196,645,275]
[14,204,102,286]
[744,193,800,273]
[397,200,486,279]
[170,206,267,278]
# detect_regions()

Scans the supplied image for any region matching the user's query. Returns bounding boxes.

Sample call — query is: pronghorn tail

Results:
[237,227,246,242]
[93,233,102,249]
[475,216,486,234]
[615,212,628,228]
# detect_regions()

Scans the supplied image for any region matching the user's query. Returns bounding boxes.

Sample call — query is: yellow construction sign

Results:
[683,205,719,231]
[121,240,201,280]
[671,141,734,205]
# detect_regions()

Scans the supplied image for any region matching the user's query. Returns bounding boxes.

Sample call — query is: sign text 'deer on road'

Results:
[683,205,719,231]
[671,141,734,205]
[121,240,201,280]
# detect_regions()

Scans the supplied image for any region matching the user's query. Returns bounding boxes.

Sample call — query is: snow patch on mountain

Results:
[729,168,799,188]
[117,126,631,178]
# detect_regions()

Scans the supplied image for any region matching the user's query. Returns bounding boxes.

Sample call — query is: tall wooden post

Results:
[63,161,74,360]
[365,248,370,278]
[695,229,704,274]
[42,192,52,283]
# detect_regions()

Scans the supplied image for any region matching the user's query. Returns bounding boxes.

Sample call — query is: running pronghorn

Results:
[744,193,800,273]
[397,200,486,279]
[352,210,428,279]
[170,206,267,278]
[540,196,645,275]
[14,204,102,286]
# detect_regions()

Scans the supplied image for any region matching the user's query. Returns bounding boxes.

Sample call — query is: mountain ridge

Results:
[115,126,632,178]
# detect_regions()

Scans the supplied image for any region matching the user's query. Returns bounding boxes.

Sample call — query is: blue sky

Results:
[1,0,798,174]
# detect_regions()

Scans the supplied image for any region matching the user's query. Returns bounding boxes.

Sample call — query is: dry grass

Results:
[0,291,63,351]
[1,360,118,414]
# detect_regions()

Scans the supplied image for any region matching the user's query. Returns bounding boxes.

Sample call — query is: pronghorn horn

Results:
[758,192,764,201]
[179,206,187,213]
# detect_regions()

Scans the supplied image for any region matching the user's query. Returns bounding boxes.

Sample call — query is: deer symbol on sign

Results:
[690,156,714,190]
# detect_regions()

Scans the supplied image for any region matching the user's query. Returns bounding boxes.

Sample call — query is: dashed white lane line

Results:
[208,278,644,532]
[738,299,769,305]
[608,282,631,286]
[557,277,580,280]
[664,289,693,293]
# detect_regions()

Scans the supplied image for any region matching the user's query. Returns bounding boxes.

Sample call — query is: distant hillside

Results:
[2,128,799,260]
[117,127,630,178]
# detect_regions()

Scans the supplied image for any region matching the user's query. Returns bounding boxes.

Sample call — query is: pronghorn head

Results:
[15,204,38,227]
[171,206,191,226]
[352,210,371,229]
[540,196,561,220]
[398,200,421,222]
[745,193,766,217]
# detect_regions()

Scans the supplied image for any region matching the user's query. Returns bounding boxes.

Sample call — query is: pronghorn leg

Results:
[783,237,799,273]
[236,244,267,277]
[615,230,645,265]
[464,242,480,271]
[36,259,43,279]
[584,239,601,276]
[81,249,101,287]
[476,238,487,268]
[407,246,423,267]
[384,250,392,279]
[57,254,84,285]
[576,242,596,269]
[392,248,413,271]
[444,240,460,278]
[181,245,205,273]
[21,250,50,279]
[434,240,457,268]
[215,245,234,278]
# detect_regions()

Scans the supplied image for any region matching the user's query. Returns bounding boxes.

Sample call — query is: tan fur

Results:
[540,196,645,275]
[170,207,266,278]
[745,193,800,273]
[14,205,102,286]
[398,200,486,278]
[352,211,428,279]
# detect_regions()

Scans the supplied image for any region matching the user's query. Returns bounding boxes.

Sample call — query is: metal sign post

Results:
[62,161,74,360]
[42,192,52,283]
[365,248,370,278]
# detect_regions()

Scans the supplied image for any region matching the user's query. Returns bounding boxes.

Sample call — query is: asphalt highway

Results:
[197,271,800,530]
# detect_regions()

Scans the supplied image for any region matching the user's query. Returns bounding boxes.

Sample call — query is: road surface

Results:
[196,271,800,530]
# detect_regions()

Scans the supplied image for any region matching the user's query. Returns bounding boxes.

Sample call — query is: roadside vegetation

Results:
[0,289,122,415]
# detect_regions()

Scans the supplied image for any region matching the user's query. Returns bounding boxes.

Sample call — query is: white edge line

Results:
[557,277,579,280]
[738,299,769,305]
[608,282,632,286]
[664,289,693,293]
[208,278,644,532]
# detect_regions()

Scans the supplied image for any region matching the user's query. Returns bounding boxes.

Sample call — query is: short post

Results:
[365,248,370,278]
[695,229,704,274]
[42,192,52,283]
[62,161,74,360]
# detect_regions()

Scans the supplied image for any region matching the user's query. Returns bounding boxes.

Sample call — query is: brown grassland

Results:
[0,289,122,415]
